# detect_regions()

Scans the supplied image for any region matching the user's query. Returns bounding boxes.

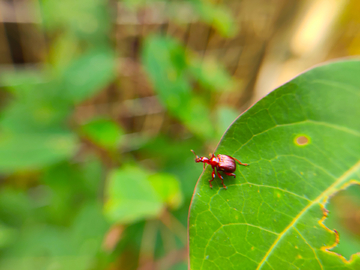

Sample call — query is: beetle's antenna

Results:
[190,149,199,158]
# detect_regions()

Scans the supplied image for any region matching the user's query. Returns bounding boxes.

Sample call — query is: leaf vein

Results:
[228,182,311,202]
[293,227,323,270]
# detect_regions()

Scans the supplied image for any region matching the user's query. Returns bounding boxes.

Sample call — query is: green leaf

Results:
[189,58,234,92]
[189,60,360,269]
[142,35,215,139]
[148,173,183,210]
[41,0,111,42]
[192,0,237,37]
[80,118,123,150]
[0,132,78,173]
[104,165,164,224]
[61,48,115,103]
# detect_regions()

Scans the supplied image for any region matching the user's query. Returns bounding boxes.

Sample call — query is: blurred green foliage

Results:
[122,0,237,37]
[142,35,233,140]
[0,0,239,269]
[2,0,358,269]
[80,118,123,150]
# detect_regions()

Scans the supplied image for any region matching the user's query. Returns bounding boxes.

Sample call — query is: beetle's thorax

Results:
[209,156,219,166]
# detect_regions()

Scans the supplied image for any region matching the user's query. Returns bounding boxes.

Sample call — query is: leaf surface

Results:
[189,60,360,269]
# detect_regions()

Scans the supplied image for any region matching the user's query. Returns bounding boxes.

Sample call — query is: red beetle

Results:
[191,150,249,189]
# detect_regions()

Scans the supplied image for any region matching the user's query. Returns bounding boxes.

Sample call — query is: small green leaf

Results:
[80,118,123,150]
[192,1,237,37]
[61,48,115,103]
[189,60,360,269]
[148,173,183,210]
[104,165,164,224]
[41,0,111,41]
[142,35,215,139]
[189,58,234,92]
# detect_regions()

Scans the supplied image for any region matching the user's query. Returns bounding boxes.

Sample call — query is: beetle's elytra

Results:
[191,150,249,189]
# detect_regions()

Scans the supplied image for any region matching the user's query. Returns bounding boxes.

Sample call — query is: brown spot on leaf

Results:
[295,135,310,146]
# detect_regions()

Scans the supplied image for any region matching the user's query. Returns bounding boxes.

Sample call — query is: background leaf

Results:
[0,132,78,173]
[189,60,360,269]
[80,118,123,150]
[142,35,216,139]
[61,48,115,103]
[190,0,237,37]
[148,172,183,210]
[104,165,164,224]
[189,58,234,92]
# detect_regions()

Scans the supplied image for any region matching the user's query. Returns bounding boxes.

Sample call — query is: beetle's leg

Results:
[216,171,227,189]
[209,168,216,189]
[224,172,236,178]
[203,162,206,170]
[232,157,249,166]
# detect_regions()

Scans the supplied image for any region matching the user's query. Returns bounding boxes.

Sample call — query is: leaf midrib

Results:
[256,159,360,269]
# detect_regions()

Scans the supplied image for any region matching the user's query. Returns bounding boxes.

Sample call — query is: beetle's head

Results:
[191,149,202,163]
